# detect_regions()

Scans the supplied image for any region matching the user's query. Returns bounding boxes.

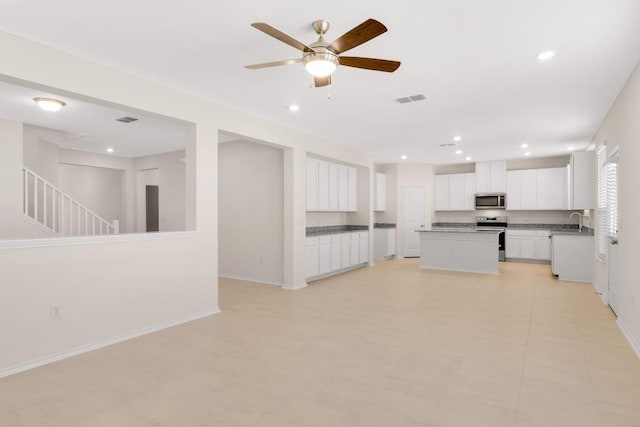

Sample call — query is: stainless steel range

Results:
[476,216,508,261]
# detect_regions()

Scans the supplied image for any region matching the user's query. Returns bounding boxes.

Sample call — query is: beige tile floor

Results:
[2,259,640,426]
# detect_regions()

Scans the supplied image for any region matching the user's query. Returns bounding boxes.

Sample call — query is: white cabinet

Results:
[507,169,537,210]
[318,236,331,275]
[307,158,358,212]
[374,173,386,211]
[338,165,349,211]
[434,173,476,211]
[551,234,594,282]
[359,231,369,263]
[331,235,342,271]
[329,163,339,210]
[569,151,595,210]
[318,160,329,211]
[308,230,369,280]
[374,228,396,259]
[306,236,319,278]
[536,168,568,210]
[350,232,360,266]
[464,173,476,210]
[348,167,358,211]
[476,161,506,193]
[306,158,319,210]
[341,233,350,268]
[506,229,550,261]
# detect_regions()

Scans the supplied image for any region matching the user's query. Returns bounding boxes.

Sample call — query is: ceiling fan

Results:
[244,18,401,88]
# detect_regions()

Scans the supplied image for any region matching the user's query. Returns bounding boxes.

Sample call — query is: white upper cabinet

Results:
[328,163,339,211]
[463,173,476,210]
[434,173,475,211]
[476,160,507,193]
[307,157,359,212]
[306,158,319,210]
[475,161,506,193]
[490,160,507,192]
[434,174,450,211]
[507,169,536,210]
[569,151,595,210]
[374,172,386,211]
[318,160,329,211]
[536,167,568,210]
[348,167,358,212]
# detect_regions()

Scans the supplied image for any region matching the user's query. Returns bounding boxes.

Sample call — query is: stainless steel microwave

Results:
[475,193,506,210]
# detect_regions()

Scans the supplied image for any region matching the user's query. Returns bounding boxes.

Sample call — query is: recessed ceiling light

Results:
[34,97,66,112]
[524,152,531,156]
[521,143,529,148]
[537,50,555,61]
[455,150,462,155]
[106,147,115,153]
[465,156,472,161]
[288,104,300,112]
[568,146,575,151]
[401,154,407,160]
[453,136,462,142]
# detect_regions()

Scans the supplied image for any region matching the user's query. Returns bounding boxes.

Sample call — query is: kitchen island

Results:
[416,228,501,274]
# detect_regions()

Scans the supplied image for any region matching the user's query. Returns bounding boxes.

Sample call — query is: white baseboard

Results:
[283,283,308,291]
[219,274,283,287]
[617,318,640,360]
[0,308,221,378]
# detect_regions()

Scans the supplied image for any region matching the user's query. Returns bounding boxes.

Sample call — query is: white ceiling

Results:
[1,0,638,164]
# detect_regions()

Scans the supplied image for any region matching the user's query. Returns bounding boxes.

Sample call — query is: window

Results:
[596,144,607,260]
[596,143,620,261]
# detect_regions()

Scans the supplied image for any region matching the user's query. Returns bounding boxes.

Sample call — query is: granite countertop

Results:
[550,229,595,237]
[508,223,580,231]
[374,223,396,229]
[306,225,369,236]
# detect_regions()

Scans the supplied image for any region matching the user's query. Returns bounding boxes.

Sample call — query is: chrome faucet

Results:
[569,212,583,232]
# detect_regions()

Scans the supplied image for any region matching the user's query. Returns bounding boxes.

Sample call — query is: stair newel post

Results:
[112,220,120,235]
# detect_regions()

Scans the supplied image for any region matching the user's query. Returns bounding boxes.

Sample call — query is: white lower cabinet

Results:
[551,235,594,282]
[331,235,342,271]
[318,236,331,275]
[306,237,319,278]
[506,230,550,261]
[307,230,369,280]
[359,231,369,264]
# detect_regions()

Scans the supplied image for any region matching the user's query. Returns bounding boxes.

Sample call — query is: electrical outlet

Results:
[50,305,61,319]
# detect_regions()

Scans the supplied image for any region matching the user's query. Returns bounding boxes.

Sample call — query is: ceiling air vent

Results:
[394,94,426,104]
[115,116,139,123]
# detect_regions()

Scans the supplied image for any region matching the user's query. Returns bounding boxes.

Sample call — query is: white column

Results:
[283,147,307,290]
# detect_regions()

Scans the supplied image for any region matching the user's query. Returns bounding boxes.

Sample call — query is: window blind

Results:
[596,144,607,260]
[606,158,619,238]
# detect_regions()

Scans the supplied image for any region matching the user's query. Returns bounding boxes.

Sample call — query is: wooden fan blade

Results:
[245,58,302,69]
[251,23,313,52]
[328,19,387,54]
[339,56,401,72]
[314,75,332,88]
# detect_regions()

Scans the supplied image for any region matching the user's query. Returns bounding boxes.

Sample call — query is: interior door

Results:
[402,187,424,258]
[608,237,619,314]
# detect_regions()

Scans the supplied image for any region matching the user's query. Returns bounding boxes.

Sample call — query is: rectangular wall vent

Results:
[115,116,139,123]
[394,94,426,104]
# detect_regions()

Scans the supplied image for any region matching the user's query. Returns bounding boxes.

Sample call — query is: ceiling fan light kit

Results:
[245,18,400,87]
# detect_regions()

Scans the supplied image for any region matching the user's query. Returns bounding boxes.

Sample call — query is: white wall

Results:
[58,163,125,227]
[22,125,62,185]
[134,150,186,232]
[0,29,373,375]
[218,140,284,285]
[590,63,640,354]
